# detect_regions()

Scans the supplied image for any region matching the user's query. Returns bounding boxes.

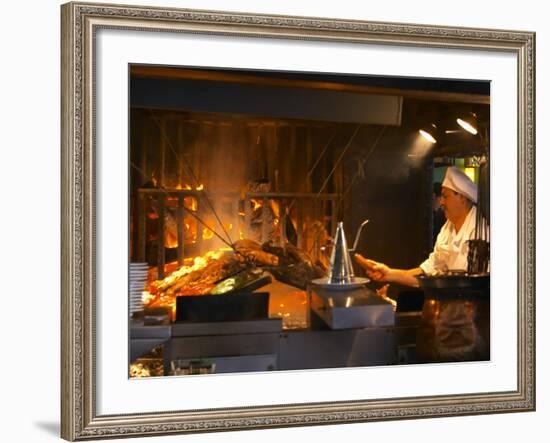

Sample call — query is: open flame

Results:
[174,183,203,191]
[184,196,197,211]
[142,290,154,304]
[145,249,227,318]
[202,227,214,240]
[251,199,263,211]
[165,236,178,249]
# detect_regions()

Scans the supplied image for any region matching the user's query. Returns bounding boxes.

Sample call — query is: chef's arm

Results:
[384,267,423,288]
[354,254,423,288]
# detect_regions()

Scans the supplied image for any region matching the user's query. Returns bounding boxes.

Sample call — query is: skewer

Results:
[317,124,361,198]
[335,125,387,213]
[134,174,242,261]
[180,204,235,250]
[149,111,235,249]
[287,129,337,213]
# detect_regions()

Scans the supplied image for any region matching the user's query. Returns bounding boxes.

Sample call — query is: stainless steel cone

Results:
[328,222,354,284]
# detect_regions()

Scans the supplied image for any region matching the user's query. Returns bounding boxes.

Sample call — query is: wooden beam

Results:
[159,119,166,187]
[245,192,337,199]
[130,65,490,104]
[306,127,313,193]
[137,193,147,262]
[157,196,166,279]
[297,203,304,249]
[177,195,185,267]
[280,199,287,245]
[261,198,269,244]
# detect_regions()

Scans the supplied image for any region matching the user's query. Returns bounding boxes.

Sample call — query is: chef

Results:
[355,166,486,287]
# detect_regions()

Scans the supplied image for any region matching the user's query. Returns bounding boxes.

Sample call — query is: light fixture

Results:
[418,123,438,143]
[456,113,479,135]
[464,166,476,183]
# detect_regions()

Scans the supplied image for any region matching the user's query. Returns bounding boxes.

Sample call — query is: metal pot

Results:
[416,272,489,291]
[415,274,490,363]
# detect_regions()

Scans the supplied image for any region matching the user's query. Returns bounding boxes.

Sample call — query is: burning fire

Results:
[142,290,154,304]
[200,222,232,240]
[130,363,151,378]
[185,196,197,211]
[165,236,178,249]
[145,249,227,318]
[202,227,214,240]
[148,249,225,294]
[251,199,263,211]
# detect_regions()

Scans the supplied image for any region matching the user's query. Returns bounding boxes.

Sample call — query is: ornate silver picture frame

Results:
[61,1,535,440]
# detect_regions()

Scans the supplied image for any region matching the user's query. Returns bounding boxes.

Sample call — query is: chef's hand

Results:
[354,253,390,282]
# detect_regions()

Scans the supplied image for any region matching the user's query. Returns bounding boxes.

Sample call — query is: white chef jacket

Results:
[420,207,488,274]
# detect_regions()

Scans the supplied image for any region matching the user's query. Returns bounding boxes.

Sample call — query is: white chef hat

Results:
[442,166,478,203]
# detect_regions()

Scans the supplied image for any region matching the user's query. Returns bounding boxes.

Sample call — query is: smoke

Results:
[351,131,433,189]
[407,132,435,163]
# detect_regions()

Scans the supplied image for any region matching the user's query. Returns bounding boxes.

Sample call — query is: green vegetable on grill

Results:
[210,269,264,295]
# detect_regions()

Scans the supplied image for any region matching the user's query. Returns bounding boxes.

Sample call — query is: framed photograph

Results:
[61,1,535,440]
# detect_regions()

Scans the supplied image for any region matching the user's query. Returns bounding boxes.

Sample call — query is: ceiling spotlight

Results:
[457,113,479,135]
[419,123,438,143]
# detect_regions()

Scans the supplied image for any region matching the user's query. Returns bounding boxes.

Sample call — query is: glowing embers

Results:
[266,279,308,330]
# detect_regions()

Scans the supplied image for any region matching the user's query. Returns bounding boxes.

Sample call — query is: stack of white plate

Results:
[129,262,149,314]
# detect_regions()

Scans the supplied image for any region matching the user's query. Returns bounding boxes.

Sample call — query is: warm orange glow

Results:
[183,215,199,243]
[146,249,227,314]
[268,290,308,329]
[196,184,204,191]
[184,196,198,211]
[141,290,154,304]
[130,363,151,378]
[149,250,224,291]
[251,199,262,211]
[165,237,178,249]
[202,227,214,240]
